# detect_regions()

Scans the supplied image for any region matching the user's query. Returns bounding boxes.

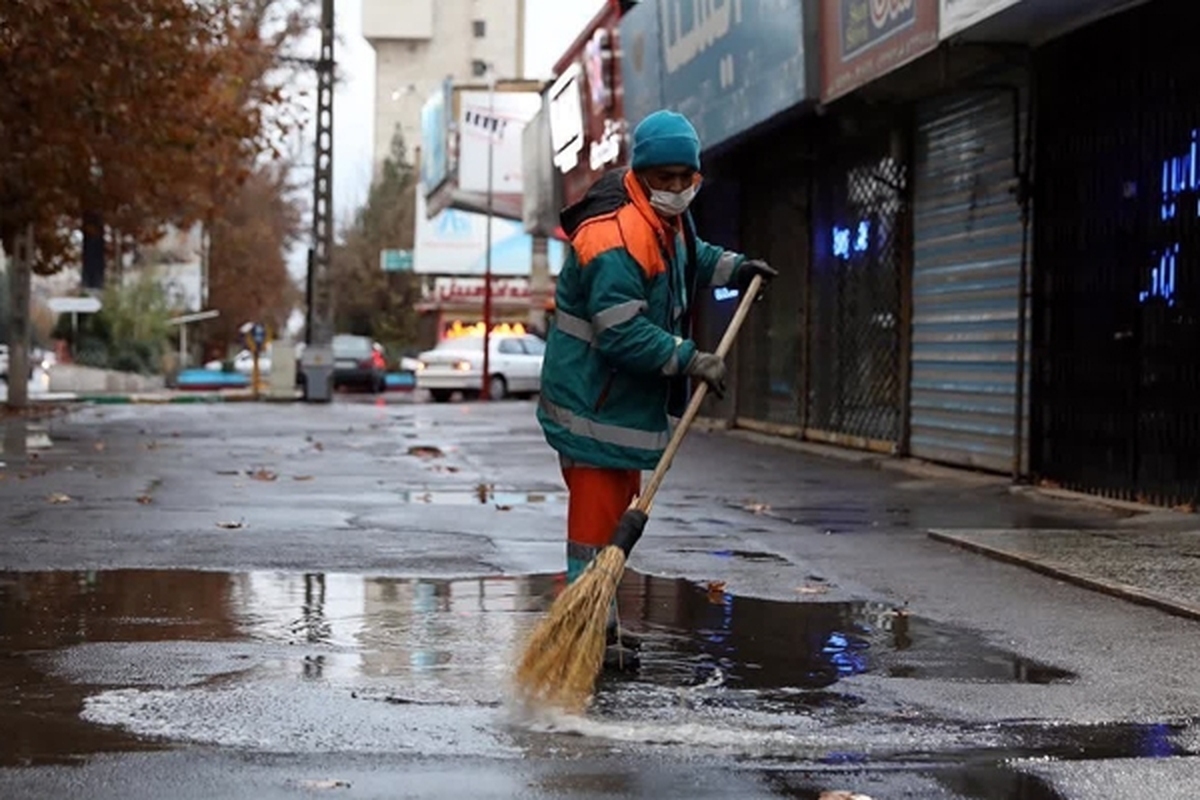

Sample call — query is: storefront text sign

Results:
[821,0,939,103]
[939,0,1022,39]
[621,0,810,152]
[426,278,532,305]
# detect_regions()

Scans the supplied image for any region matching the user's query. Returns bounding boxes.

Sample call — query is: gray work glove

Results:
[685,351,727,399]
[735,259,779,300]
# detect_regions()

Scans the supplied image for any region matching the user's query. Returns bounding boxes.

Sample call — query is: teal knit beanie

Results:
[631,110,701,171]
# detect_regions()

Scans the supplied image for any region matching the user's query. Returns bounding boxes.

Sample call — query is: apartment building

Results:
[362,0,525,171]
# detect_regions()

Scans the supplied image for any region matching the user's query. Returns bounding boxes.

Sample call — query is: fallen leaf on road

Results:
[250,469,278,482]
[313,442,325,452]
[1037,478,1061,489]
[293,475,315,482]
[796,585,829,596]
[136,495,153,505]
[93,441,106,452]
[47,493,72,504]
[742,502,771,515]
[142,441,160,451]
[216,520,245,530]
[296,779,351,790]
[407,445,444,459]
[706,580,727,604]
[1174,502,1197,513]
[495,504,513,511]
[819,792,873,800]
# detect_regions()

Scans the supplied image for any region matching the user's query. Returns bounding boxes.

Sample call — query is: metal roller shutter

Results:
[910,92,1026,473]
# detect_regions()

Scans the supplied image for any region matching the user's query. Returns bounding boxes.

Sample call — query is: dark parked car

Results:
[332,334,386,393]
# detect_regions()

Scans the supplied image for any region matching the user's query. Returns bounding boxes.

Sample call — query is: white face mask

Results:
[648,184,698,217]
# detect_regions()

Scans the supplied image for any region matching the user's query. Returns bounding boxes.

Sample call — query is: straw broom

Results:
[514,276,765,714]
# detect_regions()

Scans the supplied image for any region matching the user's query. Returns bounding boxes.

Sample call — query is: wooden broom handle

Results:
[635,274,764,513]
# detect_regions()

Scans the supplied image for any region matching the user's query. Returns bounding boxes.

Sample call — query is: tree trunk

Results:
[6,225,33,410]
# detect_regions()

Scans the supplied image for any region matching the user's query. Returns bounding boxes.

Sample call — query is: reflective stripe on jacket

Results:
[537,168,745,470]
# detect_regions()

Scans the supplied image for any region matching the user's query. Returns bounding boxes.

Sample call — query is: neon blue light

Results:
[1146,130,1196,305]
[1140,243,1178,306]
[713,287,739,302]
[832,219,871,261]
[832,225,851,259]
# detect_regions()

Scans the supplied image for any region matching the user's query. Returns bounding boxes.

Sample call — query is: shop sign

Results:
[425,277,532,305]
[820,0,940,103]
[621,0,811,151]
[549,64,586,174]
[939,0,1022,39]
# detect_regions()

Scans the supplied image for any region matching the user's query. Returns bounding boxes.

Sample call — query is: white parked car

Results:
[416,334,545,403]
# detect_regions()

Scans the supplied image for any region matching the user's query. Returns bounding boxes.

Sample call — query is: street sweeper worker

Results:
[536,109,777,616]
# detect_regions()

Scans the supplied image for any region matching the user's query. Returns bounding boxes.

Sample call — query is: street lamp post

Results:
[481,71,496,400]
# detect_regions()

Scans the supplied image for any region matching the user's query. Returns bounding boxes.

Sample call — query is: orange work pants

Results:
[561,464,640,584]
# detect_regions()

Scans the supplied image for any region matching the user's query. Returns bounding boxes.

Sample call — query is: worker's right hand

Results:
[685,351,727,399]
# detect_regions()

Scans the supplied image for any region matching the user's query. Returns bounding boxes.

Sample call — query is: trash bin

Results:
[300,345,334,403]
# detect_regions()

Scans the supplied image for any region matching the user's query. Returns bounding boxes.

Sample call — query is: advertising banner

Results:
[457,91,542,197]
[620,0,812,153]
[820,0,940,103]
[420,80,452,196]
[939,0,1022,38]
[522,101,561,237]
[413,183,565,277]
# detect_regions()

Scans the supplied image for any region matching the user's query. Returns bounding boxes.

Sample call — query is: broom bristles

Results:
[514,546,628,713]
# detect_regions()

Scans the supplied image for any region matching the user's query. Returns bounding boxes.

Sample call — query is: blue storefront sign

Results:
[620,0,813,152]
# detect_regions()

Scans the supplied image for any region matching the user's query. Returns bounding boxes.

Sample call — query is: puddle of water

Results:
[3,568,1187,775]
[398,488,566,505]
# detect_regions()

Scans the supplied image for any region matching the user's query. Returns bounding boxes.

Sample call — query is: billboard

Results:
[620,0,813,153]
[820,0,940,103]
[420,80,452,195]
[414,183,565,277]
[522,100,561,238]
[939,0,1022,38]
[457,90,542,197]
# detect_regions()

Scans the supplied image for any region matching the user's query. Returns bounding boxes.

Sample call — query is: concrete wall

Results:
[49,365,165,395]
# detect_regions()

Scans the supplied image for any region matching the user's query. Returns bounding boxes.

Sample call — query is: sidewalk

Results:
[726,427,1200,623]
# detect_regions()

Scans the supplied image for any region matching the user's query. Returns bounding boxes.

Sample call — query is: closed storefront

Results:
[1033,0,1200,506]
[736,131,811,429]
[808,118,909,450]
[910,88,1028,473]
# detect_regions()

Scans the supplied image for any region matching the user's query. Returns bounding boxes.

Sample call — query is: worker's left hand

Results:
[736,259,778,299]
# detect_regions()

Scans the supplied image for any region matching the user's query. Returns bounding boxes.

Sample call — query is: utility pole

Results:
[299,0,336,401]
[310,0,335,347]
[6,225,32,410]
[481,72,496,401]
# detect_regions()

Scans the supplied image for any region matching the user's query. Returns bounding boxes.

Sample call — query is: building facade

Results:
[362,0,526,171]
[520,0,1200,509]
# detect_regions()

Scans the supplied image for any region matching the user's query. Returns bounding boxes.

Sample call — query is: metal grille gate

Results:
[810,126,907,446]
[1033,0,1200,507]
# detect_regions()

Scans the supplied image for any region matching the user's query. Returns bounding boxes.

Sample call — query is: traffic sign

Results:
[47,296,102,314]
[380,249,414,272]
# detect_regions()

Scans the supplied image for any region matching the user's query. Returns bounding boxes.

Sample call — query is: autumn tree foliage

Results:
[0,0,310,273]
[205,163,304,353]
[331,132,422,354]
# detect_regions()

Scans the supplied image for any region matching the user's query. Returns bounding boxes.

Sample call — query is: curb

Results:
[927,529,1200,623]
[722,427,1007,485]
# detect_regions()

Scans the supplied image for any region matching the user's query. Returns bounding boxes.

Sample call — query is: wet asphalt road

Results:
[2,397,1200,799]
